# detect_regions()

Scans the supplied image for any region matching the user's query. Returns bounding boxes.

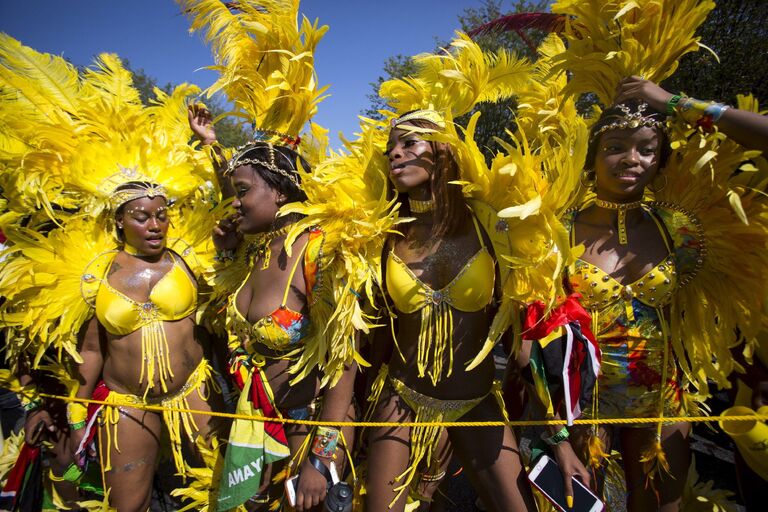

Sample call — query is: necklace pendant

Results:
[260,247,271,270]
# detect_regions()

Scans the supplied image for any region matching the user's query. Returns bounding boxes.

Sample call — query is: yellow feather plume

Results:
[177,0,328,138]
[380,32,533,117]
[549,0,716,105]
[280,120,404,386]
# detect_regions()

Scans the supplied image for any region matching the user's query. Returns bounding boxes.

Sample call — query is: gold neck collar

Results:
[594,199,643,245]
[409,197,434,214]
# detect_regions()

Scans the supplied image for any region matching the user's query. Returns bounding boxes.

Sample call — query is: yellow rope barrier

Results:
[39,392,768,428]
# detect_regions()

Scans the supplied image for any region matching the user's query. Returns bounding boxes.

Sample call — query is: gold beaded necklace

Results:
[247,225,291,270]
[409,197,434,213]
[594,198,643,245]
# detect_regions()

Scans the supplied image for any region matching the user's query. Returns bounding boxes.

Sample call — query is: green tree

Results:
[660,0,768,107]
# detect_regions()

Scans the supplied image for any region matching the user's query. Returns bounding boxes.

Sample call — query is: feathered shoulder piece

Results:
[177,0,328,140]
[448,110,585,369]
[379,32,532,118]
[279,121,404,386]
[548,0,716,105]
[650,126,768,393]
[0,217,117,367]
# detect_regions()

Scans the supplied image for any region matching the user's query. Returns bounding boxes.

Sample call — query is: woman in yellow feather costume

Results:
[178,1,399,510]
[0,35,227,511]
[547,76,768,511]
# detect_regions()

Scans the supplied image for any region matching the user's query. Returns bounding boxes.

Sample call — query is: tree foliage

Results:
[660,0,768,107]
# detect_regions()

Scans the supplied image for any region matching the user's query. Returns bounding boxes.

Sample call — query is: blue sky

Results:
[0,0,502,148]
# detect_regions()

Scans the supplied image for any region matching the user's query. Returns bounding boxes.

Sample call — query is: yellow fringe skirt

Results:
[94,358,216,477]
[366,365,508,507]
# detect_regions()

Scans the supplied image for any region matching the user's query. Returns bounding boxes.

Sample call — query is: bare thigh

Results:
[448,394,535,512]
[620,423,690,512]
[100,406,162,512]
[365,386,413,512]
[184,376,228,462]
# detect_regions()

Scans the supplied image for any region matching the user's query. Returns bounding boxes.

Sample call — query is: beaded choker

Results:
[247,225,291,270]
[409,198,434,214]
[594,198,643,245]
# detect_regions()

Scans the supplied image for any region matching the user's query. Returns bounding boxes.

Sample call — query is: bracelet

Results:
[311,426,340,459]
[67,402,88,429]
[542,426,570,446]
[666,94,682,115]
[21,398,42,412]
[214,249,236,263]
[676,96,730,133]
[704,102,730,122]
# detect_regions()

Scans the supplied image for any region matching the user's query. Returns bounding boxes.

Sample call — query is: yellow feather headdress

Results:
[379,32,533,119]
[548,0,716,105]
[0,35,211,222]
[0,36,217,372]
[177,0,329,143]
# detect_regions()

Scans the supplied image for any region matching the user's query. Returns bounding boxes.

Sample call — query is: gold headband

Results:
[590,102,665,143]
[391,109,446,129]
[109,183,168,211]
[226,142,301,187]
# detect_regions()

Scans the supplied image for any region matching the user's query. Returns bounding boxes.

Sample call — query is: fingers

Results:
[563,474,574,509]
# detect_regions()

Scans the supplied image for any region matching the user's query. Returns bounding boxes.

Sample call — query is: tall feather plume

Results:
[548,0,716,105]
[379,32,533,117]
[177,0,328,138]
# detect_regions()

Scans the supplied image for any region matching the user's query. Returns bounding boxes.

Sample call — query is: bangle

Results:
[21,398,42,412]
[542,426,570,446]
[215,249,236,263]
[666,94,682,115]
[311,426,340,459]
[67,402,88,428]
[704,102,730,122]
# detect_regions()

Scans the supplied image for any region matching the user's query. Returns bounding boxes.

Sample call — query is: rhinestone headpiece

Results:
[109,182,168,211]
[226,142,301,187]
[589,102,665,143]
[391,109,446,129]
[103,167,168,211]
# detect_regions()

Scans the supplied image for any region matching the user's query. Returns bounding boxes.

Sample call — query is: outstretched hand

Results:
[188,104,217,145]
[615,76,674,113]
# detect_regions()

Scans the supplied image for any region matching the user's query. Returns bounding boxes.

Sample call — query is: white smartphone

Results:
[528,454,604,512]
[285,475,299,507]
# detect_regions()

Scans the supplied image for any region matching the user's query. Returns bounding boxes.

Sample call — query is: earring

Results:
[580,171,596,189]
[649,174,667,192]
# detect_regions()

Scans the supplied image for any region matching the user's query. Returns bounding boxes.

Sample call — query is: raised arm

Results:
[188,104,235,199]
[615,76,768,154]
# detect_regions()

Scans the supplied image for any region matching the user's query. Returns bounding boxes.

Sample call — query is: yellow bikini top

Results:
[386,215,495,314]
[95,252,197,336]
[227,233,319,355]
[568,209,678,312]
[385,214,495,386]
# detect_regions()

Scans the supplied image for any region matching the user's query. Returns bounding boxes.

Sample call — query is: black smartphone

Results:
[527,454,603,512]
